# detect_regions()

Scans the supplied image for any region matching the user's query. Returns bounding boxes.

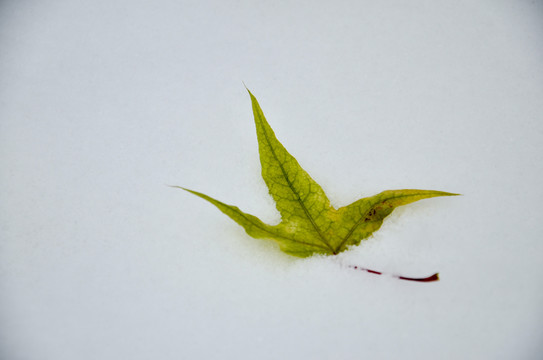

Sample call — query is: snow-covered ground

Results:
[1,1,542,359]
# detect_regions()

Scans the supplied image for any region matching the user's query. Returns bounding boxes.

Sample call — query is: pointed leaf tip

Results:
[243,84,255,98]
[169,185,190,193]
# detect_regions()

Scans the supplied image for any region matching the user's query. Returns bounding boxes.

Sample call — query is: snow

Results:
[1,0,543,359]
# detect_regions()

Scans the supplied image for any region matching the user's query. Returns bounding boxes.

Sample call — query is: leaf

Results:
[174,89,458,258]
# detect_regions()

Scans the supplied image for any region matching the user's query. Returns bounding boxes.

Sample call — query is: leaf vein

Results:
[258,117,335,253]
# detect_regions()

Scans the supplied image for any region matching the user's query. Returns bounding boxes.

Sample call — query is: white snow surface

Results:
[1,1,543,359]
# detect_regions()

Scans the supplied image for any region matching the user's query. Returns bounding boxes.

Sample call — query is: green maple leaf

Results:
[174,89,458,258]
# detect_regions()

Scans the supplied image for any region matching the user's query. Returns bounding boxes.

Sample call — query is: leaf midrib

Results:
[236,211,330,251]
[179,186,330,252]
[335,193,429,252]
[257,117,335,254]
